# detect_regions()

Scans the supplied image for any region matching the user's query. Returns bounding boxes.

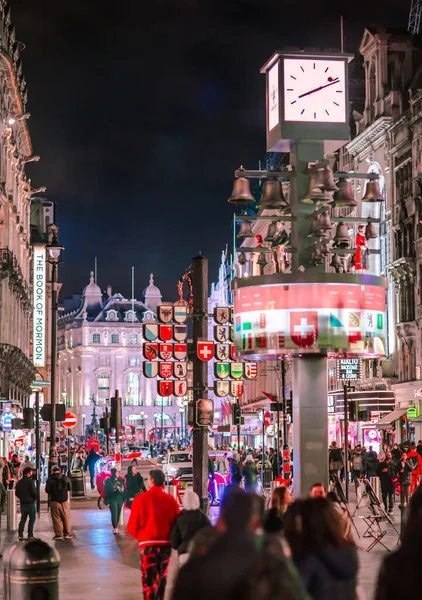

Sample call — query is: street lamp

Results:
[46,225,64,475]
[139,411,147,444]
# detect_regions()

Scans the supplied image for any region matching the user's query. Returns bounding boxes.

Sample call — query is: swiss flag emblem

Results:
[290,311,318,348]
[197,341,214,362]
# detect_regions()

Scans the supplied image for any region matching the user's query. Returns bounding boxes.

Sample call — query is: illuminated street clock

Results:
[283,58,346,124]
[262,52,353,152]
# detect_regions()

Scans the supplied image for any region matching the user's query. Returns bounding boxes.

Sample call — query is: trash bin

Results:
[7,489,17,532]
[3,538,60,600]
[70,470,86,498]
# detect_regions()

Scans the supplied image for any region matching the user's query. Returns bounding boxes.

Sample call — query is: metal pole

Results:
[67,428,71,477]
[262,410,265,485]
[281,360,287,444]
[344,383,349,502]
[35,391,41,514]
[161,400,164,441]
[191,255,209,513]
[48,260,58,477]
[237,398,241,453]
[105,407,109,456]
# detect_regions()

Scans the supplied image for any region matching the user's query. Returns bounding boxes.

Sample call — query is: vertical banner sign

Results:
[33,246,46,367]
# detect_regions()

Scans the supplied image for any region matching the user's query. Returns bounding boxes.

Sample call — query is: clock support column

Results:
[290,139,329,497]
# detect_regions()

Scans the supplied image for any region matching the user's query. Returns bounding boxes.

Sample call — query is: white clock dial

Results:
[283,58,346,124]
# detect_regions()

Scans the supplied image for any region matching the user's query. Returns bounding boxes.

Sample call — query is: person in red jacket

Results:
[127,469,179,600]
[406,444,422,494]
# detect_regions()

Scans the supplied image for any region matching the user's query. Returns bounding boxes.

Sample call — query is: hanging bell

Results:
[256,252,268,268]
[361,180,384,202]
[257,178,288,209]
[238,252,247,266]
[237,219,254,238]
[228,169,255,204]
[307,216,325,238]
[302,172,334,204]
[318,211,332,231]
[365,219,377,240]
[313,164,338,192]
[333,222,350,247]
[264,221,278,242]
[333,179,358,208]
[330,253,343,270]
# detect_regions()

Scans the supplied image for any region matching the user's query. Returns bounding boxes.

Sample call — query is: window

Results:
[126,372,141,406]
[129,357,140,367]
[155,397,172,407]
[106,310,119,321]
[111,334,119,344]
[130,335,138,345]
[92,334,101,344]
[97,373,110,403]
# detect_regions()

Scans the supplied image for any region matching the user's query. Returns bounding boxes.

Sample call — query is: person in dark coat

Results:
[15,467,37,540]
[229,453,242,485]
[170,490,210,561]
[125,465,146,509]
[377,451,396,514]
[263,485,293,534]
[398,452,413,507]
[172,490,307,600]
[284,497,358,600]
[104,467,125,534]
[374,487,422,600]
[365,446,379,478]
[84,448,100,490]
[242,455,258,493]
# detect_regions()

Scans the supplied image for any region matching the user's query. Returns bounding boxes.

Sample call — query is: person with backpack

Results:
[328,442,343,480]
[365,445,379,478]
[45,465,72,540]
[242,455,258,493]
[104,467,125,534]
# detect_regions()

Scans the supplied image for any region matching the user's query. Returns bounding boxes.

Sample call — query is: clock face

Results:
[283,58,346,124]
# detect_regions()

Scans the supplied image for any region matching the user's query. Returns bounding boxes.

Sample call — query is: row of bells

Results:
[239,248,348,271]
[229,165,384,207]
[308,212,377,243]
[237,218,290,243]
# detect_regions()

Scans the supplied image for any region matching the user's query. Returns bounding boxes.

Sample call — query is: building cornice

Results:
[346,117,391,156]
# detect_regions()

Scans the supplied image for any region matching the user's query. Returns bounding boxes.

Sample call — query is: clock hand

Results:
[298,78,340,99]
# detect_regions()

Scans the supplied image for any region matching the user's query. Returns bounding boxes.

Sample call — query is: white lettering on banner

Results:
[33,246,46,367]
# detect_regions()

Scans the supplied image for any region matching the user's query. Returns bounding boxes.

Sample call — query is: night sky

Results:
[10,0,404,302]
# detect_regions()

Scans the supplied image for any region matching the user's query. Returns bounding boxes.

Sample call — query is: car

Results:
[162,451,192,483]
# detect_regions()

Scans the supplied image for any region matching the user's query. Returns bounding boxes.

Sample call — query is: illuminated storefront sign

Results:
[337,358,362,381]
[33,246,46,367]
[234,282,386,358]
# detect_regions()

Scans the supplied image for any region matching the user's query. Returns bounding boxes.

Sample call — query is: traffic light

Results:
[23,408,34,429]
[100,414,110,431]
[40,404,52,422]
[349,401,357,422]
[12,418,24,429]
[232,403,241,425]
[55,404,66,421]
[286,394,293,418]
[110,394,122,431]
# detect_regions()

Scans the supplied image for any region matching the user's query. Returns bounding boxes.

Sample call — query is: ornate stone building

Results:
[0,1,37,407]
[57,273,183,438]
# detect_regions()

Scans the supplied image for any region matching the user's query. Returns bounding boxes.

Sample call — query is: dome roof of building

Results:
[82,271,102,298]
[142,273,161,298]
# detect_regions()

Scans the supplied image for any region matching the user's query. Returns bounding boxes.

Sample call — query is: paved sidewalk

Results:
[0,486,401,600]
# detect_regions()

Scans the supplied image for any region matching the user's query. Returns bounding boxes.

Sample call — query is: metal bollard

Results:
[7,489,17,532]
[3,539,60,600]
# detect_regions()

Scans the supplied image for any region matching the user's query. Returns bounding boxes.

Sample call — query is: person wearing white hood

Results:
[164,490,211,600]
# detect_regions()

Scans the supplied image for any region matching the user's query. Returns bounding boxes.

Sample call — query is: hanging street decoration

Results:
[174,380,188,397]
[197,341,215,362]
[173,324,187,341]
[214,307,230,325]
[143,361,158,378]
[214,325,230,343]
[157,380,173,397]
[215,362,230,380]
[173,304,188,324]
[143,343,159,360]
[158,304,174,323]
[173,362,187,378]
[244,362,258,379]
[159,362,173,379]
[159,343,173,360]
[159,324,173,342]
[143,323,158,341]
[174,343,187,360]
[215,343,230,361]
[214,380,230,397]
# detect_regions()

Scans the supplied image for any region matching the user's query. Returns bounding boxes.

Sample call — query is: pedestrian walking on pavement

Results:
[229,453,242,486]
[328,442,343,480]
[45,465,72,540]
[84,448,100,490]
[127,469,179,600]
[263,484,293,534]
[125,465,146,509]
[15,467,37,541]
[104,467,125,534]
[398,452,413,506]
[18,455,35,479]
[377,451,396,514]
[242,454,258,493]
